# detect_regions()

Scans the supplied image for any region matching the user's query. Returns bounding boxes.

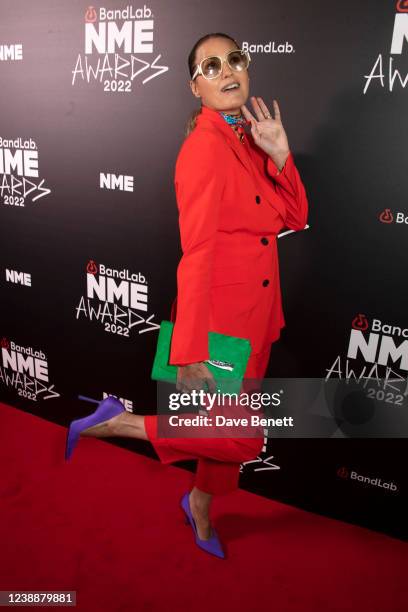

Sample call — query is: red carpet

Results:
[0,401,406,612]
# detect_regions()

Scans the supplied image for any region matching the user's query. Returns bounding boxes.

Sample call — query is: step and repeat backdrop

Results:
[1,1,406,540]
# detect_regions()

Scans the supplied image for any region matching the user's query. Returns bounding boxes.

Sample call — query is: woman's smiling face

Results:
[190,37,250,114]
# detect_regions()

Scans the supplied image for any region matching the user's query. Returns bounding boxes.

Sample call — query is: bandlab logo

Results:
[363,1,408,93]
[241,41,294,54]
[326,313,408,383]
[337,466,349,479]
[0,337,60,401]
[0,136,51,207]
[336,466,398,492]
[75,259,160,337]
[378,207,408,225]
[71,4,169,91]
[379,208,394,223]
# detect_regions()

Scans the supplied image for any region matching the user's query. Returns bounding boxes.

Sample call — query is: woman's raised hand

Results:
[241,97,290,170]
[176,362,217,394]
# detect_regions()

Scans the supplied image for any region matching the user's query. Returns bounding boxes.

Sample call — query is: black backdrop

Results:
[1,0,406,540]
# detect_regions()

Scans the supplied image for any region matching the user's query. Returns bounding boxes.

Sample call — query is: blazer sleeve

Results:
[168,131,227,366]
[265,151,309,231]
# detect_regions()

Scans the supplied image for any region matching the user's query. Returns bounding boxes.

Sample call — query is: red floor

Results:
[0,401,406,612]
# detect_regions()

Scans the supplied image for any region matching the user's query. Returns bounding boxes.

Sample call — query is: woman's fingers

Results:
[272,99,282,122]
[205,373,217,394]
[250,96,267,121]
[256,96,273,120]
[250,119,261,143]
[240,103,256,124]
[241,105,261,140]
[247,97,282,123]
[176,363,217,394]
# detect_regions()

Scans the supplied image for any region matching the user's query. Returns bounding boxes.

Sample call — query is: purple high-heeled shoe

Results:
[65,395,126,461]
[180,491,225,559]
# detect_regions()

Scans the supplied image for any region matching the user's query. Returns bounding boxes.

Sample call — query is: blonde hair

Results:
[184,107,202,137]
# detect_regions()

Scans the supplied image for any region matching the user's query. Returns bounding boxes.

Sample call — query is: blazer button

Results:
[261,237,269,246]
[255,195,261,204]
[262,279,270,287]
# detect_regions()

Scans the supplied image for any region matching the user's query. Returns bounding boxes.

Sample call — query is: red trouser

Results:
[144,344,271,496]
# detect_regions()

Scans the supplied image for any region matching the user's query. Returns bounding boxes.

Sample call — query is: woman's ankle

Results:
[189,487,212,517]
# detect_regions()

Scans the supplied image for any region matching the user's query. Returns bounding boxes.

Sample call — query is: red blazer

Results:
[168,103,308,366]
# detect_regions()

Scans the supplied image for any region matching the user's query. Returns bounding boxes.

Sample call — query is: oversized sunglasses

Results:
[191,49,251,81]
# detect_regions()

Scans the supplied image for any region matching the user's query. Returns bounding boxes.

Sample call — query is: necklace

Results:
[219,111,249,143]
[219,111,248,126]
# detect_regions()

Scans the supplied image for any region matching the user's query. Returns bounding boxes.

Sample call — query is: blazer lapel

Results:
[196,105,287,221]
[224,127,256,179]
[197,106,255,179]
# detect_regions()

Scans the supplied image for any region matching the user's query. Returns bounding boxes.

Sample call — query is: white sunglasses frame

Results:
[191,49,251,81]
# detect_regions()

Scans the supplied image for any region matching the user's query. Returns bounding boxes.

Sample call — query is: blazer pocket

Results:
[211,263,250,287]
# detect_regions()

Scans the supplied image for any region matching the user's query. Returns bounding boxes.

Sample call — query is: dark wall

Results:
[1,1,406,540]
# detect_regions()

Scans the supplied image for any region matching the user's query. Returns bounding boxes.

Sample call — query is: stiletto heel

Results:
[65,395,126,461]
[180,491,225,559]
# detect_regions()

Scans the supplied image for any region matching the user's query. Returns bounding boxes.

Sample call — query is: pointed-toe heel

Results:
[65,395,126,461]
[180,491,225,559]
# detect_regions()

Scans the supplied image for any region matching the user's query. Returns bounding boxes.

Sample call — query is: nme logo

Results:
[5,269,32,286]
[391,1,408,53]
[348,314,408,371]
[363,1,408,93]
[325,313,408,385]
[0,135,51,207]
[100,172,134,192]
[75,258,159,338]
[71,4,168,90]
[85,260,147,310]
[0,44,23,61]
[0,337,60,400]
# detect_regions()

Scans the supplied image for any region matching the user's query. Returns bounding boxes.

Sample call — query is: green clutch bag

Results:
[151,320,252,394]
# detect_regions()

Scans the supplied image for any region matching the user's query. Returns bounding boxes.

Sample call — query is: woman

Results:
[65,32,308,559]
